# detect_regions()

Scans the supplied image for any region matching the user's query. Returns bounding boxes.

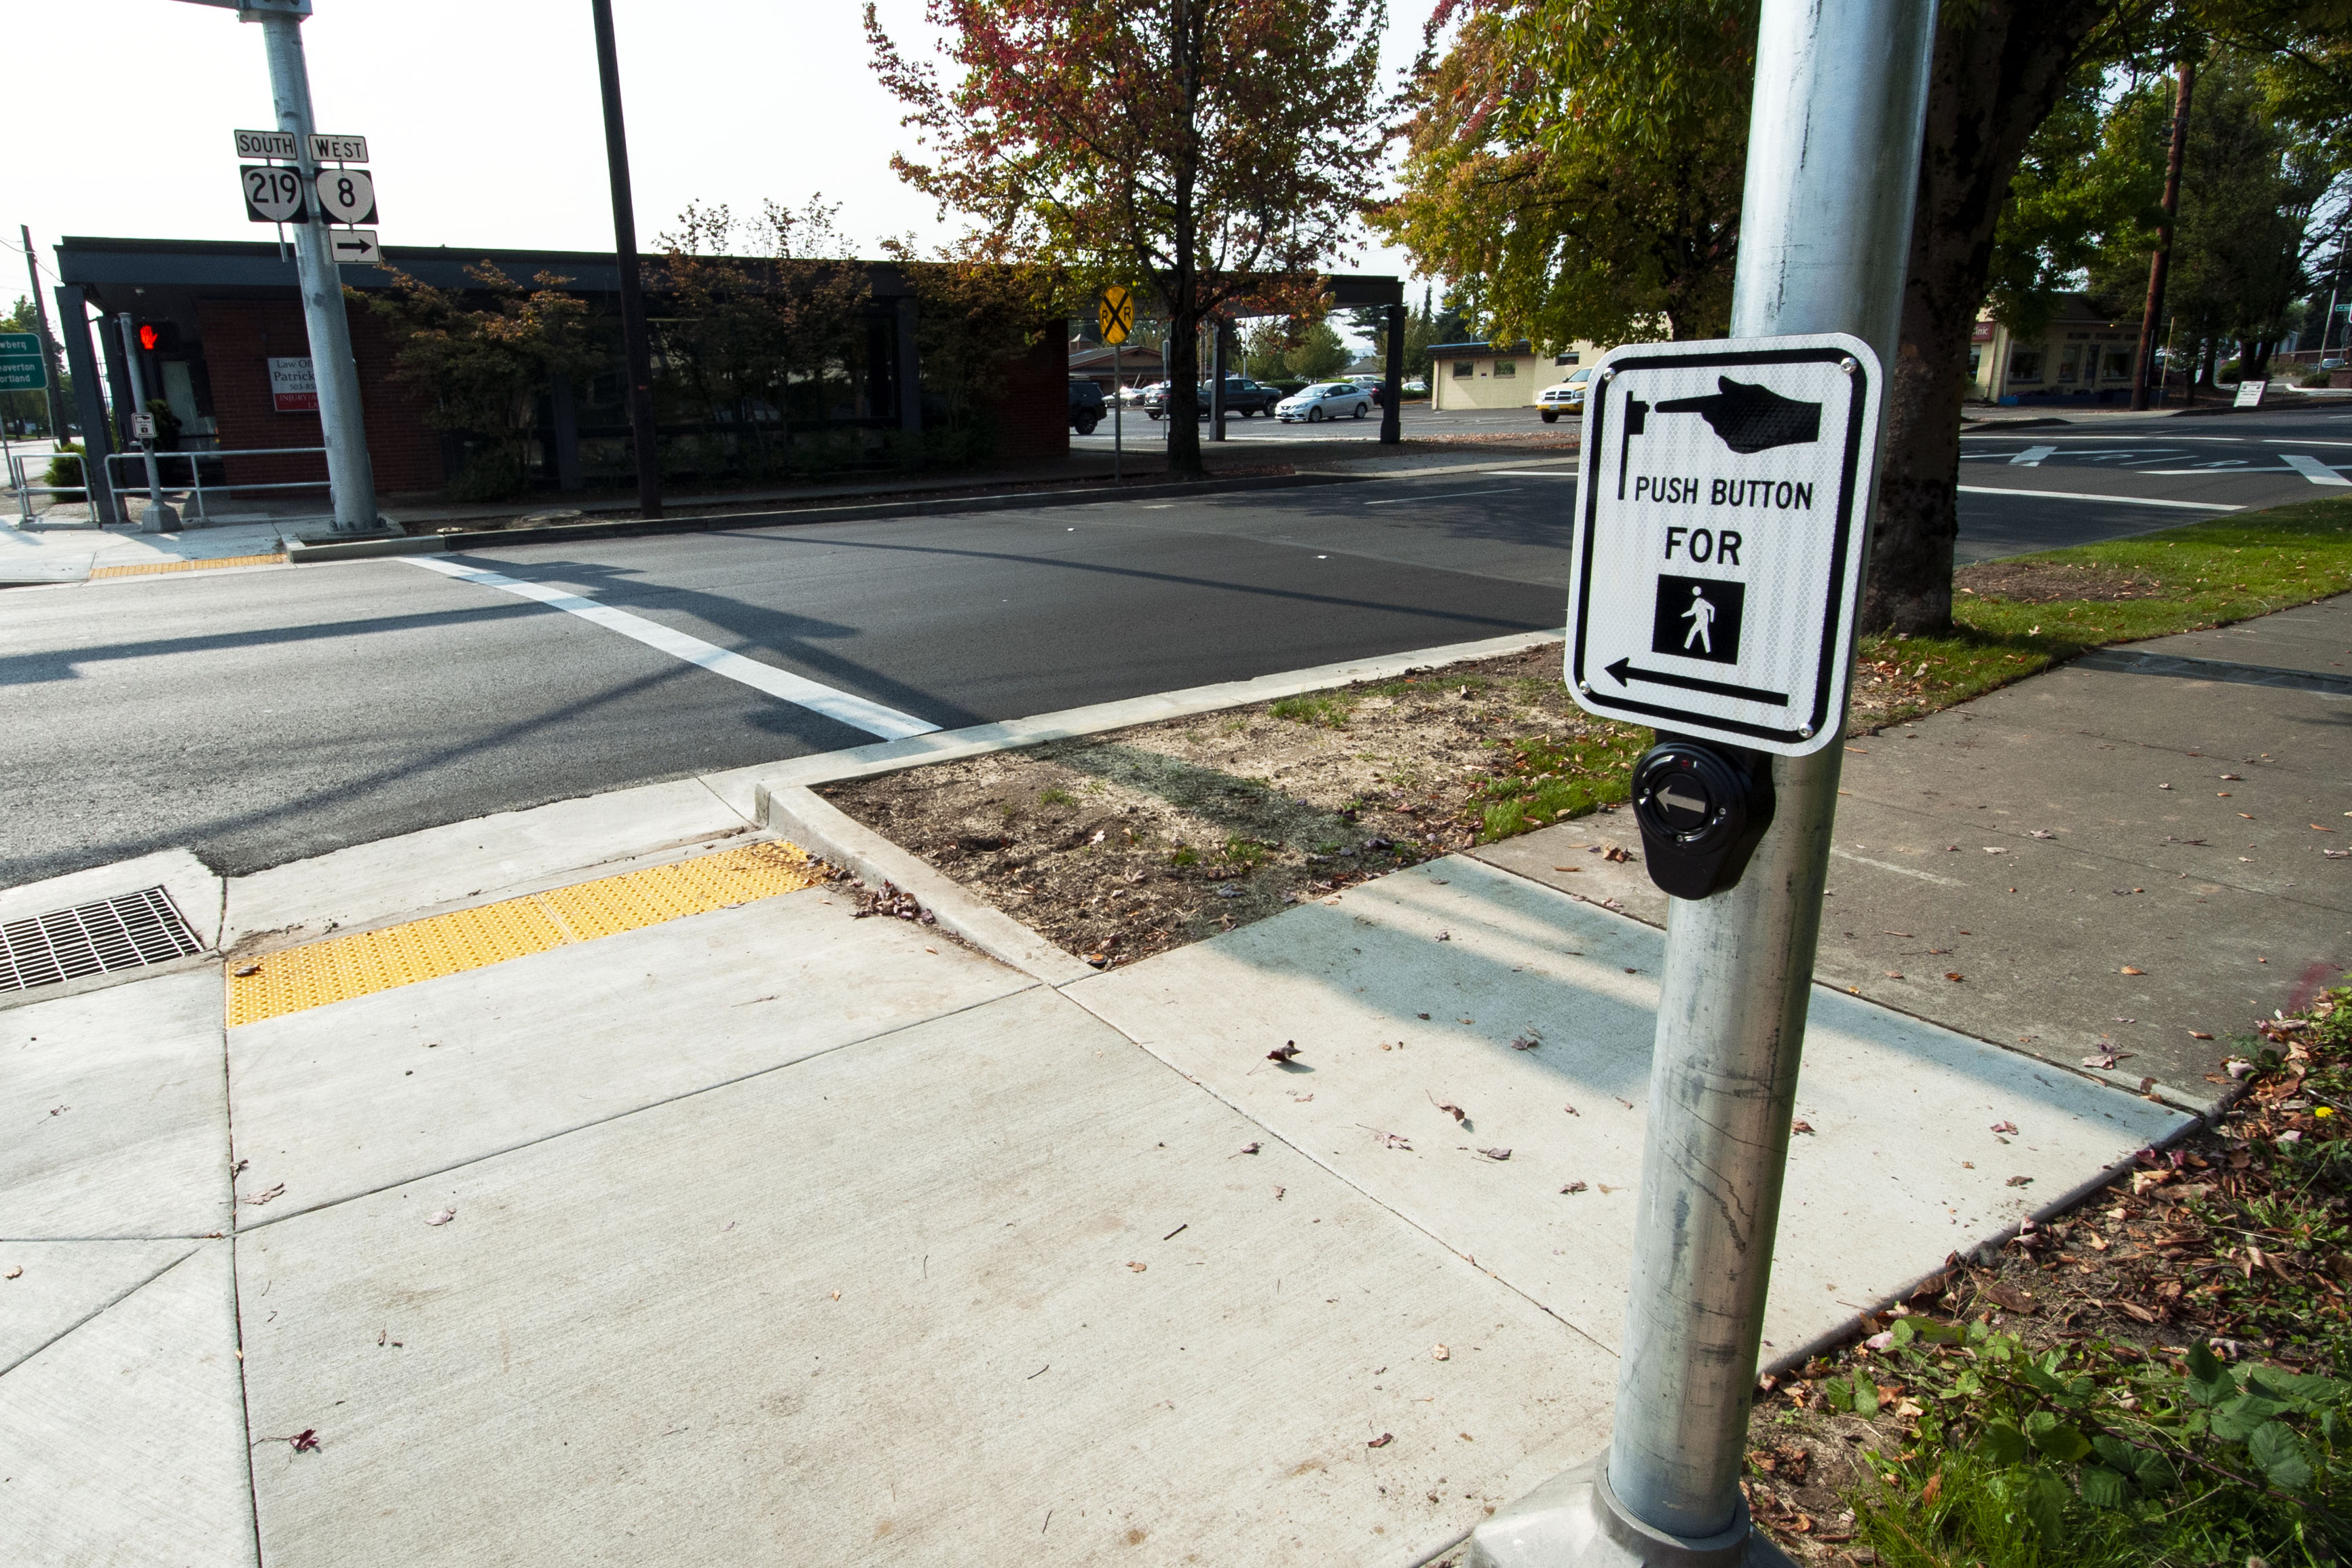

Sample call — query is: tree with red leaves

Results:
[866,0,1386,476]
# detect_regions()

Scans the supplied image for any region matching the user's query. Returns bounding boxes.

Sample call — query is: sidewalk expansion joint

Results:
[0,1244,202,1380]
[225,839,825,1026]
[2076,647,2352,698]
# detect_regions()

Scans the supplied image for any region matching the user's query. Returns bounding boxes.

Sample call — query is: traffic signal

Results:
[135,320,181,354]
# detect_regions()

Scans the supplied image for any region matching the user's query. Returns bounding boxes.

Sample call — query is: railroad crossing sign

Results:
[242,164,308,223]
[1098,285,1135,346]
[314,168,377,225]
[1565,333,1884,756]
[0,333,45,392]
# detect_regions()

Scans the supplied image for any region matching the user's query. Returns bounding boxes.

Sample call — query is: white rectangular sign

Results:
[235,127,297,160]
[310,133,369,164]
[233,129,369,164]
[1566,333,1884,757]
[268,356,318,414]
[328,229,383,265]
[2234,379,2266,409]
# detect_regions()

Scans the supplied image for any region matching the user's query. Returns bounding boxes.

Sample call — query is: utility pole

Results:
[20,227,66,441]
[591,0,662,519]
[183,0,386,535]
[117,314,177,531]
[1470,0,1938,1557]
[2131,59,2195,412]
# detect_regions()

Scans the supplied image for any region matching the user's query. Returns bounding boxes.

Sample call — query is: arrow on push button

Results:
[1605,658,1789,707]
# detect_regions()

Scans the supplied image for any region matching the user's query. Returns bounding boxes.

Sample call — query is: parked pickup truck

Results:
[1143,378,1282,419]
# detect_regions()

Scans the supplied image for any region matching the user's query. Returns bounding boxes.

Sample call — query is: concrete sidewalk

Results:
[5,720,2183,1567]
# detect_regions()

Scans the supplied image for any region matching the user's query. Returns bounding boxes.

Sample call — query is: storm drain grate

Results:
[1,887,206,993]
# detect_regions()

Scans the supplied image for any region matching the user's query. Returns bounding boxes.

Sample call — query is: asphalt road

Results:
[6,403,2347,886]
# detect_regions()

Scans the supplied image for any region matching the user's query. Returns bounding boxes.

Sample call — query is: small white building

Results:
[1431,339,1607,410]
[1968,294,2142,405]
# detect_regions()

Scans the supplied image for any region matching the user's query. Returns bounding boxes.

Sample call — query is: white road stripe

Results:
[2009,445,2058,466]
[2281,453,2352,487]
[1956,485,2241,511]
[1364,487,1520,506]
[1481,470,1581,479]
[405,557,940,740]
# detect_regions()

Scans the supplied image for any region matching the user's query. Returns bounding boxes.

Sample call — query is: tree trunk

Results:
[1862,0,2110,637]
[1165,293,1203,475]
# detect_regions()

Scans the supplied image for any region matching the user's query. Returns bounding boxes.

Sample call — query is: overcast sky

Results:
[7,1,1433,312]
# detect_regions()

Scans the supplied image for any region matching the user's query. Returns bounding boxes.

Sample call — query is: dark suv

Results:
[1070,380,1106,434]
[1143,377,1281,419]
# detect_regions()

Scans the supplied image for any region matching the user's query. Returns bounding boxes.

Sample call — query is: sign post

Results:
[187,0,384,535]
[1468,0,1938,1561]
[1100,285,1134,485]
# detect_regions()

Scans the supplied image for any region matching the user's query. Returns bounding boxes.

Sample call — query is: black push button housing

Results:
[1628,737,1776,899]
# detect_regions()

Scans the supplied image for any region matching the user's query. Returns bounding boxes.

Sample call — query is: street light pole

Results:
[1469,0,1939,1559]
[591,0,662,519]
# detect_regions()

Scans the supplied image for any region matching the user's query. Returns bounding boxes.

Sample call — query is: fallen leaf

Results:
[1884,971,1905,979]
[1983,846,2009,855]
[233,963,261,978]
[2028,829,2055,839]
[290,1429,320,1453]
[2004,1175,2032,1188]
[2188,1030,2214,1041]
[2120,965,2144,976]
[1432,1096,1468,1124]
[1432,1343,1450,1361]
[1921,1474,1943,1507]
[1990,1121,2017,1135]
[1127,1261,1147,1273]
[1603,846,1630,863]
[2114,1300,2159,1324]
[1509,1032,1540,1051]
[1561,1180,1588,1194]
[1478,1147,1512,1161]
[1416,1012,1431,1020]
[3,1266,20,1280]
[1980,1281,2034,1313]
[1791,1120,1816,1135]
[1945,972,1964,982]
[424,1207,456,1227]
[1239,1142,1261,1155]
[1267,1042,1301,1062]
[1367,1433,1394,1449]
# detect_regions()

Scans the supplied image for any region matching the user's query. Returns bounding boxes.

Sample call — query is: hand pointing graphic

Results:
[1654,377,1821,454]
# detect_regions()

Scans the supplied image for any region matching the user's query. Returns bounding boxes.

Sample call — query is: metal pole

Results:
[248,2,381,534]
[2131,60,2192,413]
[117,314,176,531]
[1380,301,1404,444]
[1470,0,1937,1559]
[55,285,119,526]
[591,0,662,519]
[1113,339,1122,484]
[22,227,66,441]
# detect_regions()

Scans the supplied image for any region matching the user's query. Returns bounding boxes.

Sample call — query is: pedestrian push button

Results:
[1628,737,1776,899]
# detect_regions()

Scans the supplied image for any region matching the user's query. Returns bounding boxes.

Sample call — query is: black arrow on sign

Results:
[1605,657,1789,707]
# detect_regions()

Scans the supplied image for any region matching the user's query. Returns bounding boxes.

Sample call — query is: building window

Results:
[1494,360,1516,377]
[2057,343,2082,383]
[1452,361,1474,379]
[1968,346,1983,379]
[2009,350,2043,381]
[2102,350,2133,380]
[1556,351,1580,365]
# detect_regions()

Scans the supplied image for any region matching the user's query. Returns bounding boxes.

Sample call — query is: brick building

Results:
[50,236,1070,507]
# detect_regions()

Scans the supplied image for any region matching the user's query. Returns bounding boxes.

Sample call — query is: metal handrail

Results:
[99,445,331,525]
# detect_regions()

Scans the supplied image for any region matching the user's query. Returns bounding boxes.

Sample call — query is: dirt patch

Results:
[1954,559,2182,604]
[823,644,1647,970]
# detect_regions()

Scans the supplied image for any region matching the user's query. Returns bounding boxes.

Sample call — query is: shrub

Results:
[450,447,528,503]
[43,443,85,500]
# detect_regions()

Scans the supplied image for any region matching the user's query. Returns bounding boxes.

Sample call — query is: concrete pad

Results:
[2,970,231,1238]
[1066,856,2186,1366]
[236,986,1613,1567]
[0,846,221,948]
[228,889,1033,1222]
[0,1240,256,1568]
[0,1239,198,1374]
[2129,591,2352,679]
[222,778,754,952]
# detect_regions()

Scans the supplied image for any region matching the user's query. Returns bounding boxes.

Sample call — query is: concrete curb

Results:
[741,629,1567,806]
[762,784,1097,988]
[285,470,1363,563]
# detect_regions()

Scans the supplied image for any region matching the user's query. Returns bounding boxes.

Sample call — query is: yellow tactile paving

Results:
[226,839,823,1027]
[92,553,288,578]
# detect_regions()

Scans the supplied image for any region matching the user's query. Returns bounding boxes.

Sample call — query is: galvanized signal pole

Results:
[1470,0,1939,1561]
[176,0,386,534]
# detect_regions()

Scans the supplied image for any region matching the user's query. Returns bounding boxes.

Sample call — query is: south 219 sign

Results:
[1565,333,1884,757]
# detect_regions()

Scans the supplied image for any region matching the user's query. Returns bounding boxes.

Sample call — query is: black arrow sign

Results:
[1605,657,1788,707]
[1654,377,1821,454]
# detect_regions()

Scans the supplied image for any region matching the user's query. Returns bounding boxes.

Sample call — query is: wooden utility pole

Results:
[2131,60,2195,412]
[591,0,662,517]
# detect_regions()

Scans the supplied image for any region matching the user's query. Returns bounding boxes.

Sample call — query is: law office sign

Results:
[268,356,318,413]
[1565,334,1884,756]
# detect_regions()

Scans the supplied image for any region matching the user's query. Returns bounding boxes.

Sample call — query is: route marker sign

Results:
[1098,285,1134,346]
[314,168,377,225]
[242,164,308,223]
[1566,333,1884,756]
[0,332,46,392]
[234,129,368,163]
[234,128,299,160]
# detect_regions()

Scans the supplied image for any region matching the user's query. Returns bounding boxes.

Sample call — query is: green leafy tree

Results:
[866,0,1387,476]
[360,263,607,502]
[1375,0,1752,347]
[884,236,1060,462]
[1282,318,1351,378]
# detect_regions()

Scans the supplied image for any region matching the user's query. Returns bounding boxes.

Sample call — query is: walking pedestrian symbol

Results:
[1651,575,1743,666]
